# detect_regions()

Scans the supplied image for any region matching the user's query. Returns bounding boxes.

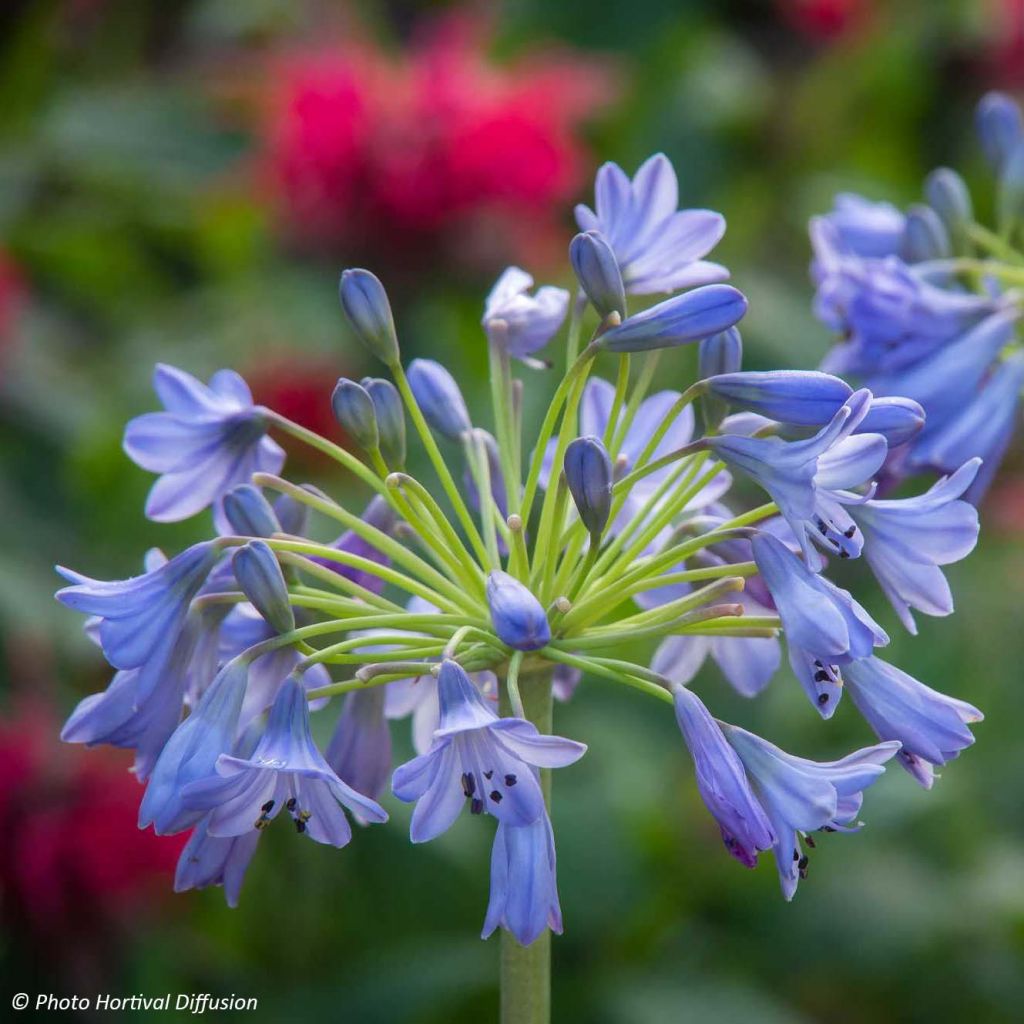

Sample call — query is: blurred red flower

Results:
[777,0,871,41]
[257,16,613,273]
[0,701,184,936]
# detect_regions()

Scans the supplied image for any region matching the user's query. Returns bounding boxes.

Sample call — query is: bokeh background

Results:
[2,1,1024,1021]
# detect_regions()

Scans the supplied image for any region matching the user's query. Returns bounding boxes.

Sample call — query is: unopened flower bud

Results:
[564,435,613,539]
[899,205,951,263]
[362,377,406,468]
[407,359,472,441]
[222,484,281,538]
[332,378,379,451]
[273,491,310,536]
[569,230,627,319]
[339,269,400,366]
[699,328,743,428]
[486,571,551,652]
[998,138,1024,232]
[924,167,973,243]
[599,284,747,353]
[704,370,852,426]
[976,91,1023,171]
[232,540,295,635]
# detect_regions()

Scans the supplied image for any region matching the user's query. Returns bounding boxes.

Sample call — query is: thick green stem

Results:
[499,667,554,1024]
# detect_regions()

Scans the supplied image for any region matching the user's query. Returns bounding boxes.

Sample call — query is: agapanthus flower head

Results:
[122,365,284,523]
[575,154,727,294]
[56,145,987,967]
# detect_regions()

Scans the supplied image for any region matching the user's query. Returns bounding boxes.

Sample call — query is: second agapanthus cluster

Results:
[811,90,1024,501]
[57,153,982,947]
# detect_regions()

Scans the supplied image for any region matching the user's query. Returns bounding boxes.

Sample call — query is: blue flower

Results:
[138,658,249,835]
[843,656,982,788]
[391,660,585,842]
[598,284,747,353]
[855,396,925,447]
[361,376,406,469]
[813,193,906,259]
[563,435,613,538]
[486,571,551,652]
[56,541,220,685]
[976,91,1024,171]
[325,687,392,817]
[482,810,563,947]
[575,154,727,294]
[849,459,981,633]
[338,268,400,366]
[569,230,626,318]
[174,814,260,908]
[483,267,569,363]
[123,364,285,522]
[707,390,879,567]
[232,541,294,635]
[722,724,899,899]
[671,684,775,867]
[221,484,281,538]
[183,677,387,846]
[752,532,888,718]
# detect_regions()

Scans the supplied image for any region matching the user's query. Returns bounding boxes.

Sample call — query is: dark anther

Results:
[817,693,829,705]
[823,825,836,833]
[484,770,494,780]
[839,550,850,558]
[844,526,856,539]
[461,772,476,798]
[471,798,484,815]
[817,520,828,536]
[490,790,502,804]
[813,660,823,668]
[805,835,817,848]
[504,774,517,787]
[295,819,307,834]
[814,670,829,682]
[261,800,275,814]
[286,797,297,812]
[793,849,800,862]
[797,855,809,871]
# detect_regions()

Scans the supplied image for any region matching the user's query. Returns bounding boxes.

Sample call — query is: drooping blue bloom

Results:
[564,435,613,538]
[174,814,260,908]
[976,91,1024,171]
[482,267,569,364]
[331,378,379,452]
[338,268,400,366]
[183,677,387,846]
[703,370,853,426]
[575,154,728,294]
[361,376,406,468]
[122,364,285,522]
[391,660,585,843]
[849,459,981,632]
[407,358,472,441]
[232,541,294,635]
[222,484,281,538]
[843,656,982,788]
[706,390,878,567]
[751,532,888,717]
[309,495,396,595]
[56,540,220,681]
[909,353,1024,502]
[722,724,899,899]
[138,657,249,835]
[671,683,775,867]
[482,809,563,947]
[486,571,551,651]
[598,284,747,353]
[325,687,392,816]
[569,230,626,319]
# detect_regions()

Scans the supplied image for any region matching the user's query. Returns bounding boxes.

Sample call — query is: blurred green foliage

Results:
[2,1,1023,1021]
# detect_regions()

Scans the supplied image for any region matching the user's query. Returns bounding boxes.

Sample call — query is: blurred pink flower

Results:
[258,16,613,272]
[777,0,871,41]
